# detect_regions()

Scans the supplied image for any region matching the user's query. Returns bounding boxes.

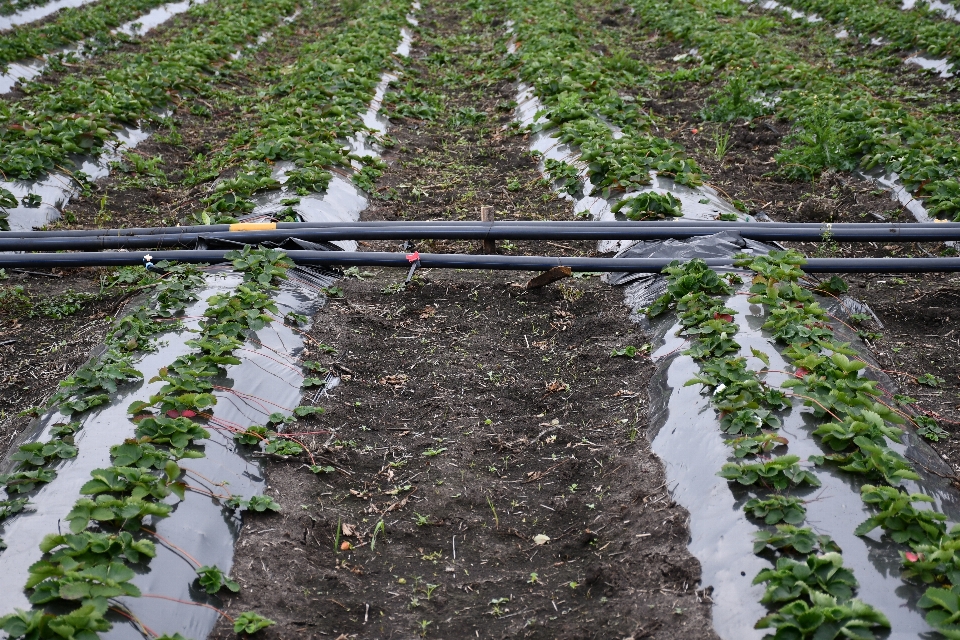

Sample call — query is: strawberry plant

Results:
[918,373,946,388]
[79,463,184,502]
[27,561,141,605]
[0,0,175,68]
[826,437,918,486]
[718,455,821,491]
[134,416,211,449]
[855,485,946,546]
[10,440,77,468]
[302,376,327,388]
[0,187,15,230]
[918,586,960,639]
[226,246,293,288]
[730,433,788,458]
[611,191,683,220]
[784,0,960,68]
[196,565,240,595]
[0,602,111,639]
[0,497,28,520]
[744,495,806,525]
[65,496,171,533]
[264,436,304,456]
[0,0,299,182]
[294,405,324,417]
[186,0,410,224]
[109,441,201,468]
[646,259,732,317]
[47,350,142,411]
[228,495,282,513]
[812,414,904,453]
[901,527,960,586]
[625,0,960,218]
[37,530,156,566]
[233,611,276,634]
[755,591,889,639]
[753,552,858,604]
[915,416,949,442]
[5,247,309,633]
[720,407,781,436]
[726,247,960,628]
[0,468,57,494]
[234,425,269,445]
[543,158,582,195]
[641,223,904,629]
[754,526,841,555]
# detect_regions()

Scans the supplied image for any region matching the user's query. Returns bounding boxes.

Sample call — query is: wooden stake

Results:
[480,205,496,254]
[525,266,572,290]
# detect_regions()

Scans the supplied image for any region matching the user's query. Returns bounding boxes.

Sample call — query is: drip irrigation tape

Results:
[2,249,960,272]
[2,222,960,250]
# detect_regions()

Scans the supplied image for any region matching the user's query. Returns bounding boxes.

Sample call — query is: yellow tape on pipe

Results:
[229,223,277,231]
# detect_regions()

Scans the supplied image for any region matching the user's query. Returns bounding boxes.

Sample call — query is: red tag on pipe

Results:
[406,251,420,263]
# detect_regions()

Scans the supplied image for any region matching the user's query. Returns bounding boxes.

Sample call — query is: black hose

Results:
[1,221,959,250]
[2,219,958,238]
[2,249,959,273]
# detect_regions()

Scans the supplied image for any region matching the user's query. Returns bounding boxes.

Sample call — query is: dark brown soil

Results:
[211,4,716,638]
[210,269,716,640]
[845,273,960,477]
[0,268,119,455]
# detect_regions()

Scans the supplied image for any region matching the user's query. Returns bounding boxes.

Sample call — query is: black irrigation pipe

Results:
[2,221,960,250]
[2,249,960,273]
[2,220,959,237]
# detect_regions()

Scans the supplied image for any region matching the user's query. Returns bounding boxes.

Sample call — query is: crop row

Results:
[0,0,46,17]
[0,0,297,182]
[735,251,960,637]
[648,260,888,637]
[0,248,318,638]
[761,4,960,119]
[184,0,410,225]
[0,260,204,556]
[505,0,703,201]
[778,0,960,67]
[0,0,175,70]
[743,0,960,113]
[626,0,960,220]
[649,251,958,637]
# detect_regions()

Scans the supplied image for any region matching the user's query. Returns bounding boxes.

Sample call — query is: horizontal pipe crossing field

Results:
[2,249,960,272]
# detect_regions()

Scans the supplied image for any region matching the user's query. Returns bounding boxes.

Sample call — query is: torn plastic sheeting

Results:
[904,55,955,78]
[197,234,346,255]
[620,240,960,639]
[0,265,335,639]
[605,230,776,287]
